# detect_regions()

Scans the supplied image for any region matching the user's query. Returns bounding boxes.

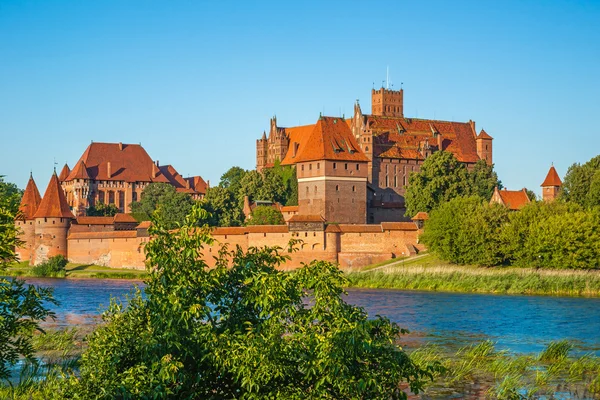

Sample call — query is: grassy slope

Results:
[346,254,600,297]
[4,262,147,279]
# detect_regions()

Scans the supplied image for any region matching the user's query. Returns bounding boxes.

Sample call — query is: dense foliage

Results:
[58,204,433,399]
[247,205,285,225]
[404,152,501,217]
[561,155,600,208]
[0,177,56,382]
[86,203,119,217]
[130,183,196,229]
[31,255,68,278]
[422,197,600,269]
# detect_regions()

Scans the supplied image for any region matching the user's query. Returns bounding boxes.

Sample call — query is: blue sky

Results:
[1,0,599,197]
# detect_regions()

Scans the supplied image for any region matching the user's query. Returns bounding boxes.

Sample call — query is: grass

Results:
[4,261,147,280]
[346,254,600,297]
[409,340,600,399]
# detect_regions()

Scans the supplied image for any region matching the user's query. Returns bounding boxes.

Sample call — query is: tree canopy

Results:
[561,155,600,208]
[130,183,196,229]
[87,202,119,217]
[58,205,434,398]
[247,205,285,225]
[404,152,501,217]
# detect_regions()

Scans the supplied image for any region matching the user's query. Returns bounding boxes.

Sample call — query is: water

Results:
[13,277,600,355]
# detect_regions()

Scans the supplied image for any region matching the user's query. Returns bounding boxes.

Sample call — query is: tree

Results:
[524,188,538,202]
[219,166,247,195]
[561,155,600,208]
[60,204,435,398]
[404,152,502,217]
[247,205,285,225]
[0,178,56,381]
[87,202,119,216]
[420,196,509,266]
[130,183,196,229]
[201,186,244,227]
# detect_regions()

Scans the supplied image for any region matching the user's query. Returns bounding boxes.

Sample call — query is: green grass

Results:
[346,254,600,297]
[3,261,147,280]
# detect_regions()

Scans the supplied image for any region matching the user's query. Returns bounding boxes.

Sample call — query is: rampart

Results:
[64,222,424,270]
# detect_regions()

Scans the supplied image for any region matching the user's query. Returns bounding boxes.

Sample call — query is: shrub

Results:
[31,255,68,278]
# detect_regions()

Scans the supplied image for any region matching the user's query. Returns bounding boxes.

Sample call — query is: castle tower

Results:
[15,173,42,262]
[295,116,369,224]
[31,171,74,265]
[58,163,70,181]
[371,87,403,117]
[256,131,268,172]
[476,129,493,166]
[541,165,562,202]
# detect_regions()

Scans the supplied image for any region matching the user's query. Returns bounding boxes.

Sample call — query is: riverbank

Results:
[5,261,147,280]
[346,254,600,297]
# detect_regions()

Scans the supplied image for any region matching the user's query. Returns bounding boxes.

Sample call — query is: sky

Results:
[1,0,599,197]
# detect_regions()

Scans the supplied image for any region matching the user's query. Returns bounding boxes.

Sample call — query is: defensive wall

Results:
[63,222,424,270]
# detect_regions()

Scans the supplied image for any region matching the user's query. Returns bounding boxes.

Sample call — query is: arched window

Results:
[336,185,339,191]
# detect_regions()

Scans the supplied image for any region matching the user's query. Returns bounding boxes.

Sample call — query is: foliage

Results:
[130,183,196,229]
[420,196,509,266]
[31,255,68,278]
[0,176,22,216]
[218,166,247,195]
[201,186,244,227]
[247,205,285,225]
[404,152,501,217]
[561,154,600,208]
[61,204,433,399]
[524,188,537,202]
[86,202,119,217]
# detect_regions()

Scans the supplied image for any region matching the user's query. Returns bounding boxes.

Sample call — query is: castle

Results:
[58,142,207,216]
[257,87,493,223]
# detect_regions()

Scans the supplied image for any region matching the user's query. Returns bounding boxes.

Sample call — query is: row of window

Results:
[305,185,357,194]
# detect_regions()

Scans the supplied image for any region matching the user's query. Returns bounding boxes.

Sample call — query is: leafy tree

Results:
[247,205,285,225]
[238,170,268,205]
[87,202,119,216]
[524,188,538,202]
[61,204,435,398]
[561,155,600,208]
[0,178,56,381]
[405,152,502,217]
[130,183,195,229]
[200,186,244,227]
[219,166,247,195]
[420,196,509,266]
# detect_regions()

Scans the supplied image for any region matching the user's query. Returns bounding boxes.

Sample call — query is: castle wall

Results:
[15,219,36,262]
[67,231,148,269]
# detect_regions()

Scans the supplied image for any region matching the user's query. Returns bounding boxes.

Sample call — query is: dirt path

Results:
[361,253,430,273]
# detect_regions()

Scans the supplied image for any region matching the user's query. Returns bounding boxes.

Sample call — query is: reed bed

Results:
[346,256,600,297]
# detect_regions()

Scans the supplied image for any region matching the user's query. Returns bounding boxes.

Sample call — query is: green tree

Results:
[87,202,119,216]
[405,152,502,217]
[201,186,244,227]
[561,155,600,208]
[61,204,435,398]
[219,166,247,195]
[0,178,56,381]
[130,183,195,229]
[420,196,509,266]
[524,188,538,202]
[247,205,285,225]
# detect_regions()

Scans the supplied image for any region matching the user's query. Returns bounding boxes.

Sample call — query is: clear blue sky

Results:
[1,0,599,197]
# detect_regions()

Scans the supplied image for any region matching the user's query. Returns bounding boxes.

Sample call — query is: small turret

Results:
[541,165,562,202]
[31,171,74,265]
[15,173,42,262]
[58,163,70,181]
[476,129,493,166]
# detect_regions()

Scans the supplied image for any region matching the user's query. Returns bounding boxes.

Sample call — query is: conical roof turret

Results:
[33,171,74,219]
[58,163,71,181]
[541,165,562,187]
[19,173,42,220]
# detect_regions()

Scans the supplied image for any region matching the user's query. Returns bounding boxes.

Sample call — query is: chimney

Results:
[437,132,443,150]
[155,160,159,167]
[118,142,123,151]
[107,162,112,178]
[185,179,190,189]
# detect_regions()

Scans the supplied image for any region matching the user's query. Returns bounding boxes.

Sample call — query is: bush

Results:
[31,255,68,278]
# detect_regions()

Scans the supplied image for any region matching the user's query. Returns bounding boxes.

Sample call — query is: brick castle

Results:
[15,86,562,270]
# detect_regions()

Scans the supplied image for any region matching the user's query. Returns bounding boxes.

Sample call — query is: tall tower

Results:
[371,87,403,117]
[256,132,268,172]
[541,165,562,202]
[31,171,74,265]
[15,173,42,262]
[476,129,493,166]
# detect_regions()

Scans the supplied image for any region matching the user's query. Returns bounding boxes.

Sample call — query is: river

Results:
[16,277,600,356]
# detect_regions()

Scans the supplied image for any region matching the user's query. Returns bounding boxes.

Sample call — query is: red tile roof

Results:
[325,224,342,233]
[541,166,562,187]
[246,225,289,233]
[186,176,208,194]
[212,227,247,235]
[282,117,369,165]
[491,187,530,210]
[58,164,71,181]
[66,160,90,180]
[33,172,75,219]
[411,212,429,221]
[68,231,138,240]
[366,116,480,163]
[19,174,42,220]
[338,225,383,233]
[381,222,418,231]
[280,205,299,212]
[288,214,325,223]
[64,142,170,183]
[76,216,114,225]
[477,129,493,140]
[113,213,138,223]
[280,124,316,165]
[136,221,152,229]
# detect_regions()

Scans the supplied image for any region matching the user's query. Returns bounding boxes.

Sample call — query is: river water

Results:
[16,277,600,356]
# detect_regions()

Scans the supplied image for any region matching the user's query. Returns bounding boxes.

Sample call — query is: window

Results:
[309,164,312,171]
[333,162,337,169]
[301,165,304,171]
[356,164,359,170]
[336,185,339,191]
[314,185,317,194]
[317,163,320,170]
[344,163,348,170]
[352,185,356,192]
